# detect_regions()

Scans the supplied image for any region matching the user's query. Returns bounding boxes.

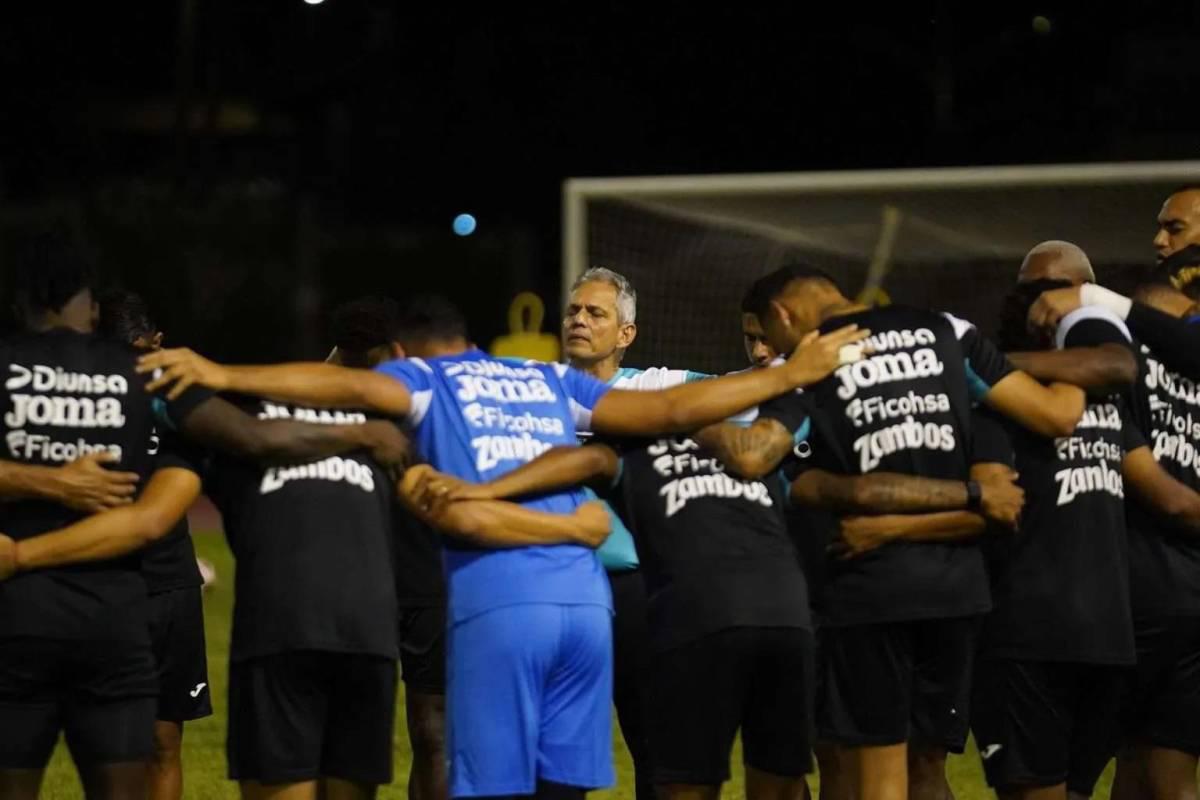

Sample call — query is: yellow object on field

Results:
[490,292,561,363]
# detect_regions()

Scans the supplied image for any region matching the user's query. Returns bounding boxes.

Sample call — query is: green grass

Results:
[40,532,1118,799]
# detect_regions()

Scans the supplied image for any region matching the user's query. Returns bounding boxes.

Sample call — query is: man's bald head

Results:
[1017,240,1095,286]
[1155,186,1200,263]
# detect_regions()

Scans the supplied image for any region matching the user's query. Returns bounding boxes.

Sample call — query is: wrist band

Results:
[965,480,982,511]
[1079,283,1132,321]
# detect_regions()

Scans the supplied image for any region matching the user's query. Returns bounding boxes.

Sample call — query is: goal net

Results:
[563,162,1200,375]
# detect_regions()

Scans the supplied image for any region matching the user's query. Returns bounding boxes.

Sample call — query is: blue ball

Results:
[453,214,477,236]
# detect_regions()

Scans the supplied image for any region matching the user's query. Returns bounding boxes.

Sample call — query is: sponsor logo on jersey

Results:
[463,403,565,436]
[660,473,774,517]
[5,430,122,462]
[845,390,951,428]
[1144,349,1200,409]
[852,416,956,472]
[258,403,367,425]
[470,433,554,472]
[646,437,774,517]
[444,360,558,405]
[834,346,946,401]
[5,394,126,429]
[5,364,129,395]
[260,456,377,495]
[1055,459,1124,506]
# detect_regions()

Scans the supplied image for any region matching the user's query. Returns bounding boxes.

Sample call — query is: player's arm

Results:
[790,465,1023,528]
[1006,346,1137,397]
[0,453,139,512]
[977,372,1084,439]
[826,461,1009,558]
[1030,284,1200,375]
[590,325,869,436]
[694,418,796,479]
[1122,446,1200,537]
[137,349,412,417]
[0,467,202,578]
[409,444,620,512]
[948,313,1084,438]
[178,396,411,467]
[1007,305,1138,397]
[398,466,610,548]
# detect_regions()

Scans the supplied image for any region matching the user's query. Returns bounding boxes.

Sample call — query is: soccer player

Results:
[96,288,211,800]
[329,295,449,800]
[562,267,708,800]
[1024,221,1200,800]
[741,298,777,369]
[137,300,868,800]
[711,264,1086,800]
[0,233,409,800]
[968,245,1142,800]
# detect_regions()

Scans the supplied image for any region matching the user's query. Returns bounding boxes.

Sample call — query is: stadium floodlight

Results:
[563,160,1200,374]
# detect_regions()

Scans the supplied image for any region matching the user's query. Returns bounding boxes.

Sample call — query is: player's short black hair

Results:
[330,296,403,354]
[9,229,96,321]
[743,263,842,318]
[398,295,468,344]
[97,287,157,345]
[997,277,1073,353]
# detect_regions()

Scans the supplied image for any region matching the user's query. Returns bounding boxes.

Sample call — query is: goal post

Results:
[562,161,1200,374]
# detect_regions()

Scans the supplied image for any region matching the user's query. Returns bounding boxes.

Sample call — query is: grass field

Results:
[40,530,1119,799]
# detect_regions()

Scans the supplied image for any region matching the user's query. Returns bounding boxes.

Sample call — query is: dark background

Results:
[2,1,1197,360]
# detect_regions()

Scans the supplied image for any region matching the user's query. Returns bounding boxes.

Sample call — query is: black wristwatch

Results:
[965,479,983,511]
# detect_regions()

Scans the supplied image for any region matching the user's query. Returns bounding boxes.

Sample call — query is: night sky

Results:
[2,2,1198,357]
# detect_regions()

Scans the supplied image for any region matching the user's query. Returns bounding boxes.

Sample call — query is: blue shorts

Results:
[446,603,615,798]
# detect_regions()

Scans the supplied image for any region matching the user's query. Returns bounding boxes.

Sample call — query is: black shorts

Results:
[1122,615,1200,756]
[148,586,212,723]
[227,651,398,785]
[817,616,979,750]
[971,657,1128,793]
[649,626,814,786]
[0,637,156,768]
[399,605,446,695]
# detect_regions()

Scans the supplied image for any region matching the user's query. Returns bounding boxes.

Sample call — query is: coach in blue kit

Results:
[138,299,866,800]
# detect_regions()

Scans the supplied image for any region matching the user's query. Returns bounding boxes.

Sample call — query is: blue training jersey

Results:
[377,349,613,623]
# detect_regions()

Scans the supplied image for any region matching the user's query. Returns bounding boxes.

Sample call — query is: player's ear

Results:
[617,322,637,350]
[150,331,164,350]
[389,342,406,360]
[769,299,791,329]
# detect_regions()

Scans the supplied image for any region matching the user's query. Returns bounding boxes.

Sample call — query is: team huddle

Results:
[2,187,1200,800]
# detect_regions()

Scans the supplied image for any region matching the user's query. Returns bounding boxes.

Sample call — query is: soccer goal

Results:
[563,161,1200,375]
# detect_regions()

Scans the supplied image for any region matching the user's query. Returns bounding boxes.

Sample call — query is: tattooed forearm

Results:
[791,469,969,513]
[694,419,796,479]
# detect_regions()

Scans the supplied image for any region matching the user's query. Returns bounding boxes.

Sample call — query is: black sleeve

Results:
[756,389,810,436]
[1126,302,1200,376]
[949,315,1016,397]
[970,409,1016,468]
[152,430,208,479]
[154,384,217,430]
[1059,307,1134,351]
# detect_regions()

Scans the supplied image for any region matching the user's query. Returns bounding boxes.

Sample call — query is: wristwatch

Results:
[965,479,983,511]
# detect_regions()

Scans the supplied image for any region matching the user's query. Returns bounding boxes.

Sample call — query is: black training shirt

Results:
[977,309,1139,664]
[205,400,399,662]
[606,434,810,652]
[1126,331,1200,618]
[0,329,208,642]
[772,305,1013,626]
